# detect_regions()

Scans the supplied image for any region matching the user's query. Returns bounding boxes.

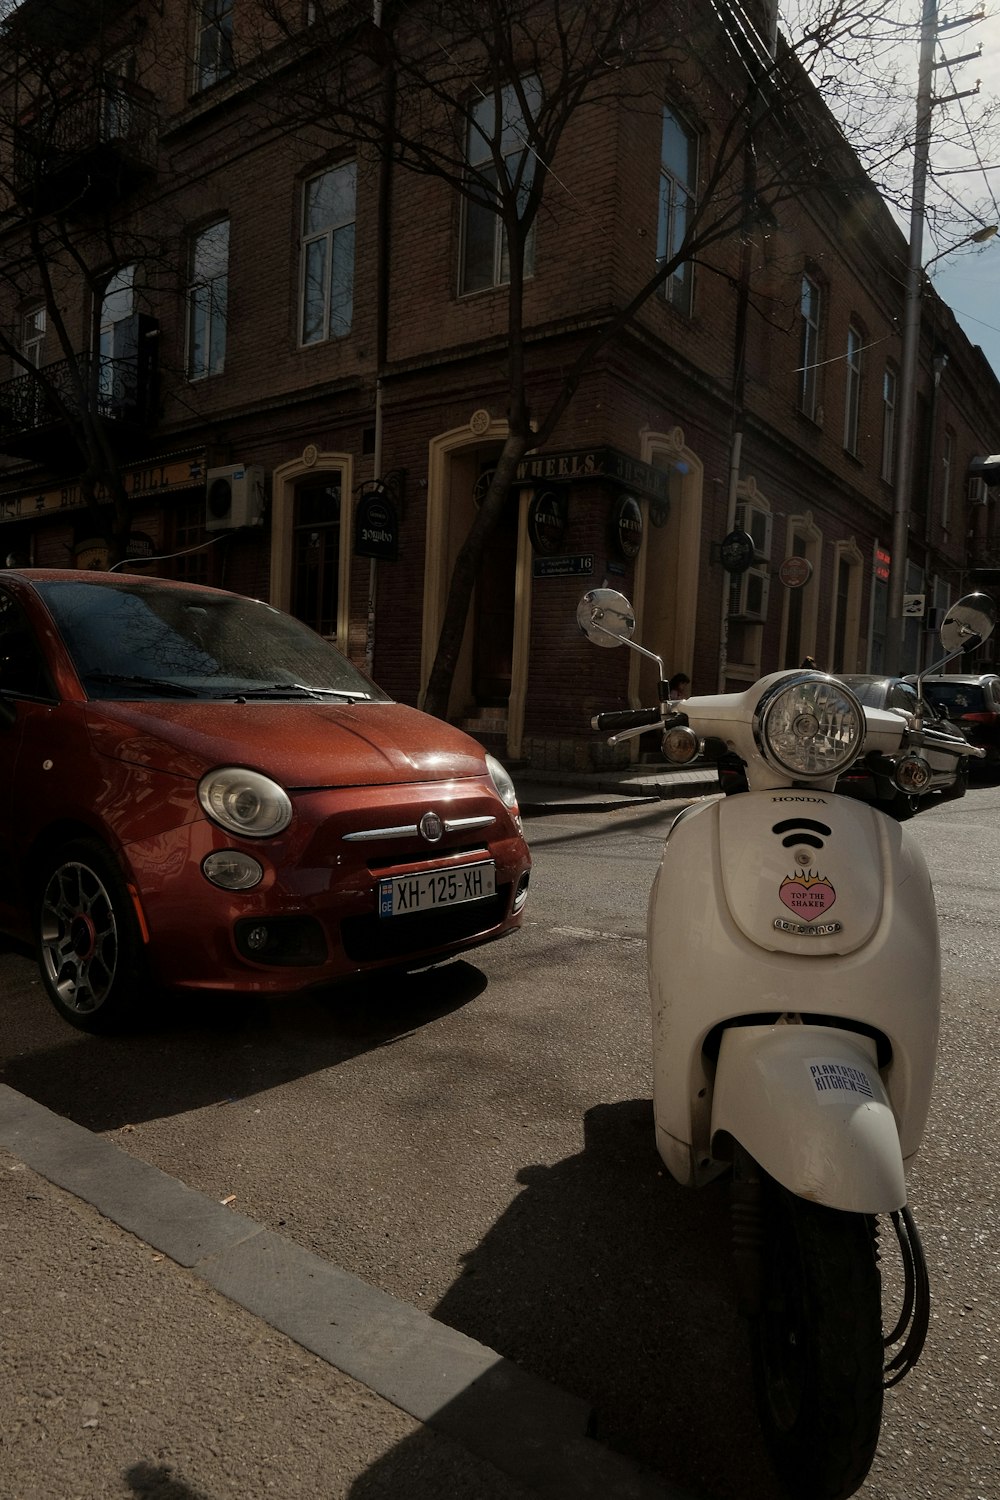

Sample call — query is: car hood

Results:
[85,698,491,787]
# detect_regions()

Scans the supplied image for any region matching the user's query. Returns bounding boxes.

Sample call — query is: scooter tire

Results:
[749,1178,883,1500]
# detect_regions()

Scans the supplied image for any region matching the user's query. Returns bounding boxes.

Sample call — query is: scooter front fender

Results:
[711,1024,906,1213]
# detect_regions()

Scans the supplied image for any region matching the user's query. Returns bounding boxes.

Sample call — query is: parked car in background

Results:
[0,569,531,1032]
[716,673,970,817]
[905,673,1000,778]
[835,675,971,817]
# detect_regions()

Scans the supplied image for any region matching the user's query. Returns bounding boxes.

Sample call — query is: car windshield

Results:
[921,682,986,715]
[35,579,391,703]
[837,677,892,710]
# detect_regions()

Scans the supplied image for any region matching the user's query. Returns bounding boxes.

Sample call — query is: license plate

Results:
[378,860,496,917]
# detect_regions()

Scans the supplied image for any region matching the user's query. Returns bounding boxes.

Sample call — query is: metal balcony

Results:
[0,329,157,463]
[13,83,158,214]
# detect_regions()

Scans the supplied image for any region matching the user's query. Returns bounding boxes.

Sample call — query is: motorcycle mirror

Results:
[576,588,636,648]
[939,593,996,657]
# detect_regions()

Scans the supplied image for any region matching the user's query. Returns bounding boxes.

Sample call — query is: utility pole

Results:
[885,0,985,672]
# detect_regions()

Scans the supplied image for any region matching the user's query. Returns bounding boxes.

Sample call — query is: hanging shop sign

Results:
[778,556,813,589]
[354,484,399,561]
[528,489,569,554]
[719,528,755,575]
[0,454,206,526]
[515,446,671,503]
[613,495,643,560]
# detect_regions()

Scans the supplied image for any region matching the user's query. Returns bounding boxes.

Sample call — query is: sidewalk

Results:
[0,1091,687,1500]
[512,763,720,814]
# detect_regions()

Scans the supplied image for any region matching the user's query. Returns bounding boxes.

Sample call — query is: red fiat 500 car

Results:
[0,569,531,1031]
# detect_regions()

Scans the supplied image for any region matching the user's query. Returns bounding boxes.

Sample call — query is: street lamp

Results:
[925,222,999,270]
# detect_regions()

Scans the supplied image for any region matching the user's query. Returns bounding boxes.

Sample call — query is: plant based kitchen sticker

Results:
[778,871,836,920]
[806,1059,876,1102]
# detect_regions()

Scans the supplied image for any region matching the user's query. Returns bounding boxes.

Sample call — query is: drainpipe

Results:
[365,3,394,676]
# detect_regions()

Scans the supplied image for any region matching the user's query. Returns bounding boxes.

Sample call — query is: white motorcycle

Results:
[578,588,995,1500]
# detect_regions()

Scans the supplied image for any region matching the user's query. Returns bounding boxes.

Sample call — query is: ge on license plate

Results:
[378,860,496,917]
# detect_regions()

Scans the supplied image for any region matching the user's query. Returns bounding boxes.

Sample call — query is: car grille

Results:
[340,888,509,961]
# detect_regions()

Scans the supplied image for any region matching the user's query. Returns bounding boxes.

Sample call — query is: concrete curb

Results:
[0,1084,690,1500]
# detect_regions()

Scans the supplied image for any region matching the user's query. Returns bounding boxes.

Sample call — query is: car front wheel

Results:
[35,839,147,1033]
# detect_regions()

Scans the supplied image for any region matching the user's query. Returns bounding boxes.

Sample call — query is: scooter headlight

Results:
[754,673,865,780]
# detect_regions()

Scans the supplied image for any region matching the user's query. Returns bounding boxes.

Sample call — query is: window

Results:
[0,589,51,698]
[844,324,862,455]
[20,305,45,368]
[657,106,697,314]
[459,76,540,295]
[301,164,356,344]
[881,367,897,482]
[187,221,229,379]
[799,275,822,420]
[102,50,137,141]
[98,264,135,402]
[195,0,233,92]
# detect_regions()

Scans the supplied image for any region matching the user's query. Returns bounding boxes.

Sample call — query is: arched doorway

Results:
[633,428,704,706]
[424,418,531,755]
[270,451,353,641]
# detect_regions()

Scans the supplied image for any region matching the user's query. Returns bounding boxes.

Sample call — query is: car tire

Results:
[886,789,919,821]
[940,759,968,803]
[35,839,147,1033]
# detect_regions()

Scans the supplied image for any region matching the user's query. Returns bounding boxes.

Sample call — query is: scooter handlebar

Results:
[591,707,663,733]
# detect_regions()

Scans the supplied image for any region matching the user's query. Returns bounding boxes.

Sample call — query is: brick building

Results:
[0,0,997,769]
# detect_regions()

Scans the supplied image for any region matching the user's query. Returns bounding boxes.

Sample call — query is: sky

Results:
[926,5,1000,384]
[779,2,1000,384]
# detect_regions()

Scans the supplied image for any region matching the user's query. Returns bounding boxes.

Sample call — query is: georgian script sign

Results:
[354,485,399,561]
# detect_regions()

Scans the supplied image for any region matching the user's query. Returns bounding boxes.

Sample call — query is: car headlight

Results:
[485,753,518,809]
[754,674,864,780]
[198,767,292,837]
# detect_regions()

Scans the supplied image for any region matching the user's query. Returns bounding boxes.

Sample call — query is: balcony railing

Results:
[0,335,156,461]
[14,83,158,210]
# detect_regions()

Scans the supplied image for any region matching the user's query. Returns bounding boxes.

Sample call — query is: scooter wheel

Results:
[749,1177,883,1500]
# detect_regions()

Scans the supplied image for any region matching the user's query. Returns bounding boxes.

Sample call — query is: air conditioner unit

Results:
[967,476,989,507]
[733,565,770,622]
[205,464,265,531]
[735,501,773,560]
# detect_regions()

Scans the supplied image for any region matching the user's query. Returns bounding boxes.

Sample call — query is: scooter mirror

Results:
[939,592,996,657]
[576,588,636,649]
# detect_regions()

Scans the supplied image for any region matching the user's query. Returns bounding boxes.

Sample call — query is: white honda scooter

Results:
[578,588,995,1500]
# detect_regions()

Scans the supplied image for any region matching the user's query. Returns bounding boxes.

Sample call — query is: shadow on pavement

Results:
[406,1099,783,1500]
[125,1463,212,1500]
[0,956,488,1132]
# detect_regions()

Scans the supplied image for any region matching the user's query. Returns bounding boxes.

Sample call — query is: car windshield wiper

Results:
[84,671,202,698]
[230,684,372,701]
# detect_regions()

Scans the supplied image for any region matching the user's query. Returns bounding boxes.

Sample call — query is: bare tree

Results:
[0,0,171,563]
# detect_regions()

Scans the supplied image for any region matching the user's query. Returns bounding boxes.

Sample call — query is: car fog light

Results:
[245,923,270,952]
[202,850,264,890]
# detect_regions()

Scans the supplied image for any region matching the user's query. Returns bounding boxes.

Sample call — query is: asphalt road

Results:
[1,782,998,1500]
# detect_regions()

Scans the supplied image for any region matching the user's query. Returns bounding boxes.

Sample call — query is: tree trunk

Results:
[422,430,529,720]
